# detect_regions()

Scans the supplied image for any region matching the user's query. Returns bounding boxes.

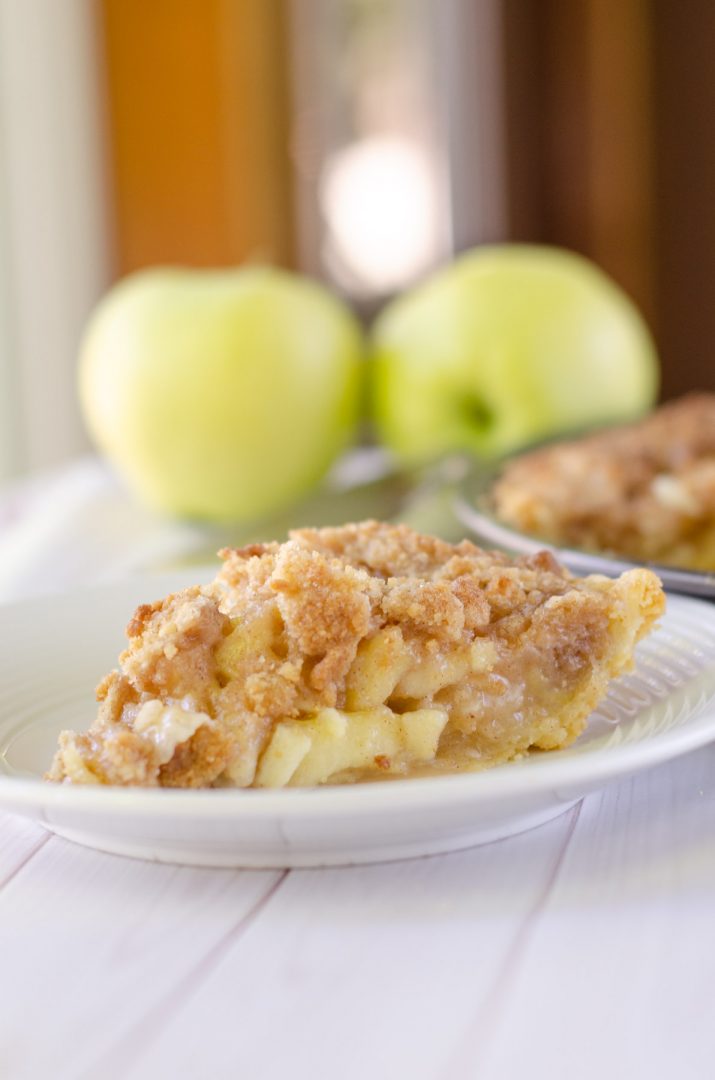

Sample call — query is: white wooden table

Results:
[1,460,714,1080]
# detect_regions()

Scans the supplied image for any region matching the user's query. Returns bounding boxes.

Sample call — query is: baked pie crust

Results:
[491,394,715,570]
[46,521,664,788]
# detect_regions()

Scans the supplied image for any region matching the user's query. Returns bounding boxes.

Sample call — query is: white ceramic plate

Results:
[1,575,715,868]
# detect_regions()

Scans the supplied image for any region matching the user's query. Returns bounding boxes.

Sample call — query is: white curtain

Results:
[0,0,111,481]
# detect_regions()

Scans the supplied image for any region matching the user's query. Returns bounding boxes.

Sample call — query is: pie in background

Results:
[491,394,715,570]
[46,521,665,789]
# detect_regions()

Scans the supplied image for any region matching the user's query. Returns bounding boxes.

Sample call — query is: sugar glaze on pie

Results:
[46,521,664,788]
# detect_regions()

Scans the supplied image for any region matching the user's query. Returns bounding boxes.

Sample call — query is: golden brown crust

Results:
[46,520,665,788]
[491,394,715,568]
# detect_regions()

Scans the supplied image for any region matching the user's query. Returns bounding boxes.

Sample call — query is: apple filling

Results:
[46,521,665,788]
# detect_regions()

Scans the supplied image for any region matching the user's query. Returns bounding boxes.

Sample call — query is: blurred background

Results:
[0,0,711,483]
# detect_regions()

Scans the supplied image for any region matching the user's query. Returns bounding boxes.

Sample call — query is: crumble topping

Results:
[46,520,665,788]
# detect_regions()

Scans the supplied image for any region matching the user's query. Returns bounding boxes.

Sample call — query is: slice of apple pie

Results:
[46,521,664,788]
[491,394,715,570]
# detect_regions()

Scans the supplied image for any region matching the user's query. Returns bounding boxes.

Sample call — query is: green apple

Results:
[371,245,658,462]
[80,267,364,521]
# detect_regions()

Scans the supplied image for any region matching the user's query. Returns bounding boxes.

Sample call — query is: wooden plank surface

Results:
[0,745,713,1079]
